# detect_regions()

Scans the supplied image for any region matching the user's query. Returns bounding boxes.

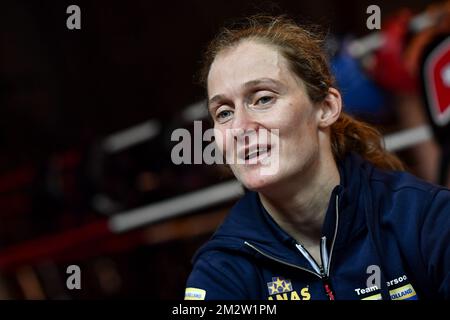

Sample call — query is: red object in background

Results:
[0,220,110,273]
[420,34,450,186]
[366,9,419,94]
[424,37,450,126]
[0,166,35,194]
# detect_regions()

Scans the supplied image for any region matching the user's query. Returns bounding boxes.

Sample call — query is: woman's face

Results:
[207,40,322,192]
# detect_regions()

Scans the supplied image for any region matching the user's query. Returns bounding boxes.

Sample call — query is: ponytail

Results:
[331,113,404,170]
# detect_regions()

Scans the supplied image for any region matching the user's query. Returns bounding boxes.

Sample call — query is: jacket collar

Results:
[194,153,372,266]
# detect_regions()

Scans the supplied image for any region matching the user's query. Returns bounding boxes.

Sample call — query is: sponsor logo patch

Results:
[184,287,206,300]
[361,284,417,300]
[389,284,417,300]
[266,276,311,300]
[267,277,292,295]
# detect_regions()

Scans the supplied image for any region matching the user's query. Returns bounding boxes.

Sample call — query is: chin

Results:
[235,168,281,192]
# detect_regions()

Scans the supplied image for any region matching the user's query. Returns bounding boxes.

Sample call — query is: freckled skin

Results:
[208,40,321,193]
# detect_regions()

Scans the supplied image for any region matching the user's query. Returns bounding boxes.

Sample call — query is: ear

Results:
[316,87,342,129]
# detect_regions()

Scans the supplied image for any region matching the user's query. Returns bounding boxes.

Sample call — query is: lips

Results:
[238,145,271,161]
[246,146,269,160]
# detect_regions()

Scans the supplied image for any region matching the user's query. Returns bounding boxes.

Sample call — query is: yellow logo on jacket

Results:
[266,277,311,300]
[184,287,206,300]
[362,283,418,300]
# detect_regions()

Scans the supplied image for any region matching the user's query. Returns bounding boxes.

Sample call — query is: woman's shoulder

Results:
[368,165,450,221]
[370,165,449,196]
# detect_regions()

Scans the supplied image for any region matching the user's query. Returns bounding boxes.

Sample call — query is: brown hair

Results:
[200,15,404,171]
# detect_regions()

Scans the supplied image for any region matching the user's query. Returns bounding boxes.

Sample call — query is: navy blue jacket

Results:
[185,153,450,300]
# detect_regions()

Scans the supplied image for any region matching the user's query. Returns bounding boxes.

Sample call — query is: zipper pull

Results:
[321,273,335,300]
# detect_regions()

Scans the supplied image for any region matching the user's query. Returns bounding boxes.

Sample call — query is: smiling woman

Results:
[184,15,450,300]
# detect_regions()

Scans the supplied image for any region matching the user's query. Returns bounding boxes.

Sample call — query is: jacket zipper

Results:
[295,194,340,300]
[244,241,322,279]
[296,241,335,300]
[245,194,340,300]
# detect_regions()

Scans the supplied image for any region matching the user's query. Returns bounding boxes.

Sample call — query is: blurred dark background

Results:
[0,0,448,299]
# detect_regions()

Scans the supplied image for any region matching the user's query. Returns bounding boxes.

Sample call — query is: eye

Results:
[256,96,274,105]
[216,109,234,122]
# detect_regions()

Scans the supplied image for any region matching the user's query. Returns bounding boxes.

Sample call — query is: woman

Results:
[184,15,450,300]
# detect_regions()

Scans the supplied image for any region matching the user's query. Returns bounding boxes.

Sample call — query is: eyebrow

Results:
[243,78,283,90]
[208,94,226,109]
[208,78,283,109]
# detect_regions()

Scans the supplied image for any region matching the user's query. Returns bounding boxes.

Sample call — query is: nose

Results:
[230,106,260,139]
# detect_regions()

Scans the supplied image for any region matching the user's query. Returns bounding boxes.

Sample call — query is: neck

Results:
[259,150,340,248]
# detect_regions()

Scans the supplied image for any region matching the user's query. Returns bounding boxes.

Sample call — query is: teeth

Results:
[245,147,269,160]
[247,151,258,160]
[258,147,268,153]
